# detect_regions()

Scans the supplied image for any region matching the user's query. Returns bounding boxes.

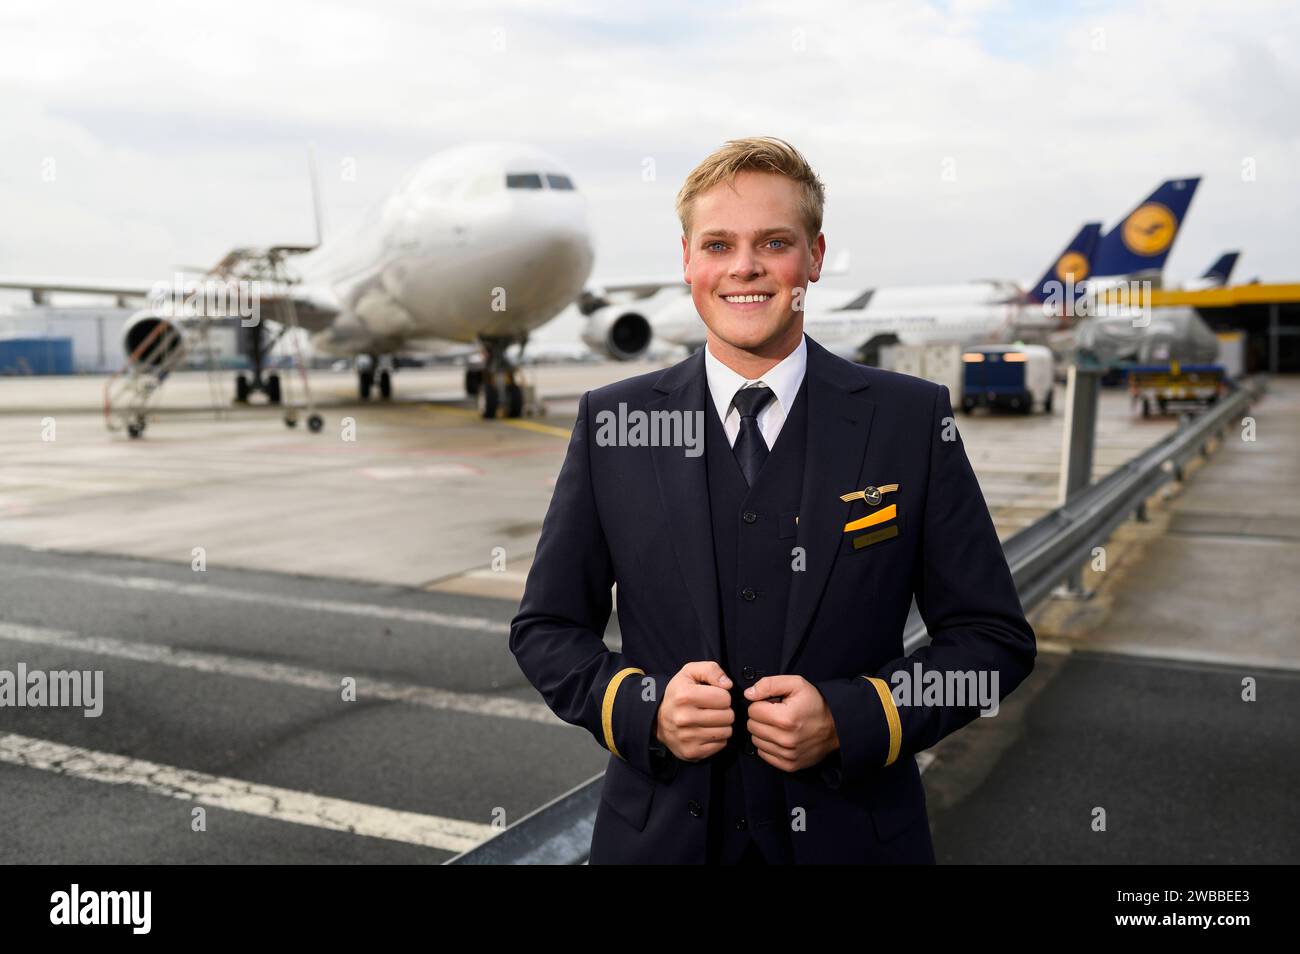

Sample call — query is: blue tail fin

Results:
[1024,222,1101,304]
[1200,251,1240,286]
[1092,178,1200,277]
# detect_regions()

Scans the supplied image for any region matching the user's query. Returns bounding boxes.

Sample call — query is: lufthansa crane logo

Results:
[1054,250,1090,283]
[1122,202,1177,257]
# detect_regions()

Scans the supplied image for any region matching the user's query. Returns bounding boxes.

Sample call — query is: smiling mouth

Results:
[720,293,774,303]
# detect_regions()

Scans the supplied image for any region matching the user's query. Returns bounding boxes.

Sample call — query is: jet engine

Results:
[580,305,653,361]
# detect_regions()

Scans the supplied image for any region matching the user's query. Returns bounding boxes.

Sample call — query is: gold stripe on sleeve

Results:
[602,667,646,759]
[863,676,902,767]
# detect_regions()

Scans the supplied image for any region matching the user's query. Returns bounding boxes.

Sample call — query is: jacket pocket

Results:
[865,756,929,843]
[600,755,657,832]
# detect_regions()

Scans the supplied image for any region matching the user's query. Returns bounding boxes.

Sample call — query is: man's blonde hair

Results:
[676,136,826,244]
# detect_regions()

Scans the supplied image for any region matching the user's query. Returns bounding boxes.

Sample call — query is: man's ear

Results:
[808,233,827,283]
[681,233,692,285]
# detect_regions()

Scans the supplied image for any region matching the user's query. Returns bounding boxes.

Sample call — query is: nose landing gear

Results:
[475,337,529,419]
[476,370,524,419]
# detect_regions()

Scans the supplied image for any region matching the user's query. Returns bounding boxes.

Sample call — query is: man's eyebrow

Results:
[697,227,798,240]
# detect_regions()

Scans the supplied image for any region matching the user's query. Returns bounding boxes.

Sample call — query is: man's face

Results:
[682,170,826,356]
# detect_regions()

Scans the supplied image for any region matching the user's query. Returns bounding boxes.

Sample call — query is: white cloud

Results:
[0,0,1296,299]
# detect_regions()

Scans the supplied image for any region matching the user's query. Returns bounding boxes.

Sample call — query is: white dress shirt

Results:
[703,333,808,451]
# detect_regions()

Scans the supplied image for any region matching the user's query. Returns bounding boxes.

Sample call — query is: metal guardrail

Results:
[448,375,1267,864]
[900,373,1266,653]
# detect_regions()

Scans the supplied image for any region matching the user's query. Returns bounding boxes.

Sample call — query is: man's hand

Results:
[744,675,840,772]
[655,661,734,762]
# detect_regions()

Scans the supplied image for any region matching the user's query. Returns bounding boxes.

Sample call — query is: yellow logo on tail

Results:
[1055,251,1090,283]
[1122,202,1177,256]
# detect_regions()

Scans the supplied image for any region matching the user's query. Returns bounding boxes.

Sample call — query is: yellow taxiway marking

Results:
[424,404,573,438]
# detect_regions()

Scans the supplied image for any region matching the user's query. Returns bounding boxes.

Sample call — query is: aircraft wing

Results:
[278,284,340,333]
[0,274,339,335]
[0,276,159,303]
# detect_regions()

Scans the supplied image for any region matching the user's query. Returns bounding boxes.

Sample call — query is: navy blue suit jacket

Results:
[510,332,1036,863]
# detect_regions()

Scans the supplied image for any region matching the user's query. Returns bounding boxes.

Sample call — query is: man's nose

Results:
[729,250,762,279]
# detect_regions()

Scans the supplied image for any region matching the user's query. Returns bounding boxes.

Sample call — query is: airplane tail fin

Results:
[1024,222,1101,304]
[1091,177,1200,278]
[1200,251,1240,286]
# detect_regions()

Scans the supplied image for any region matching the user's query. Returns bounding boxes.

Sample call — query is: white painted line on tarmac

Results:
[0,621,563,726]
[0,732,497,854]
[2,564,510,634]
[1077,642,1300,675]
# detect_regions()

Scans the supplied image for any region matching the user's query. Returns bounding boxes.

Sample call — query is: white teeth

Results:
[722,294,772,303]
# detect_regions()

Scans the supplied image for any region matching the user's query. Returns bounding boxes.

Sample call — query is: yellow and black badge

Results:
[841,483,901,550]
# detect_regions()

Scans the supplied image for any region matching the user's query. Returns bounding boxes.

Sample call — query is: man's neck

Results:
[706,326,802,380]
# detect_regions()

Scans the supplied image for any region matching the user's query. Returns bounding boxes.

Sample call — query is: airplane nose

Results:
[523,221,594,285]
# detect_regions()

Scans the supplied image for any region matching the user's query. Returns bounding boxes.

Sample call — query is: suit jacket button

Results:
[688,800,704,818]
[735,817,748,831]
[742,510,757,524]
[742,666,756,681]
[744,742,757,756]
[741,587,756,601]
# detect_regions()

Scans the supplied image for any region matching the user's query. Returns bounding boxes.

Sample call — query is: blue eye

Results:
[706,241,726,251]
[768,239,788,249]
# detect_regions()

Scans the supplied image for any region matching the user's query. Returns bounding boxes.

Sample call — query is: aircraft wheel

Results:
[478,378,500,419]
[465,367,483,397]
[308,414,324,432]
[235,374,250,403]
[379,369,392,400]
[359,370,373,400]
[267,373,282,405]
[505,382,524,418]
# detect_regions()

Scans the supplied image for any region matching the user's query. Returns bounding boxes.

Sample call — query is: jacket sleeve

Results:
[814,383,1037,786]
[509,390,676,783]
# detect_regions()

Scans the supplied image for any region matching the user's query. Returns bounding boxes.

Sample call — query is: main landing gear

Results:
[355,354,394,401]
[233,320,284,406]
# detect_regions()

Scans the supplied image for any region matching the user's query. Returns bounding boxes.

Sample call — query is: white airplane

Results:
[1,142,601,424]
[632,177,1203,364]
[581,224,1102,365]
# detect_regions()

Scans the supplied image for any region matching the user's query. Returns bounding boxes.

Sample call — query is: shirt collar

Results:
[703,332,807,423]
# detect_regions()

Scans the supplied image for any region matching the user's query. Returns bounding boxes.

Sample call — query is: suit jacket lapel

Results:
[780,335,874,672]
[649,348,723,663]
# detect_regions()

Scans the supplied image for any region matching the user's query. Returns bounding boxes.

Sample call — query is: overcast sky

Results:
[2,0,1297,309]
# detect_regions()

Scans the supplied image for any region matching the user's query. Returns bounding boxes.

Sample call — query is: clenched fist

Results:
[654,661,735,762]
[744,675,840,772]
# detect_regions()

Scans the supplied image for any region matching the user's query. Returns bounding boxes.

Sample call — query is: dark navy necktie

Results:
[730,384,775,487]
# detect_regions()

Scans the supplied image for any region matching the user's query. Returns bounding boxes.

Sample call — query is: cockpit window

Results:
[506,173,543,190]
[545,173,575,190]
